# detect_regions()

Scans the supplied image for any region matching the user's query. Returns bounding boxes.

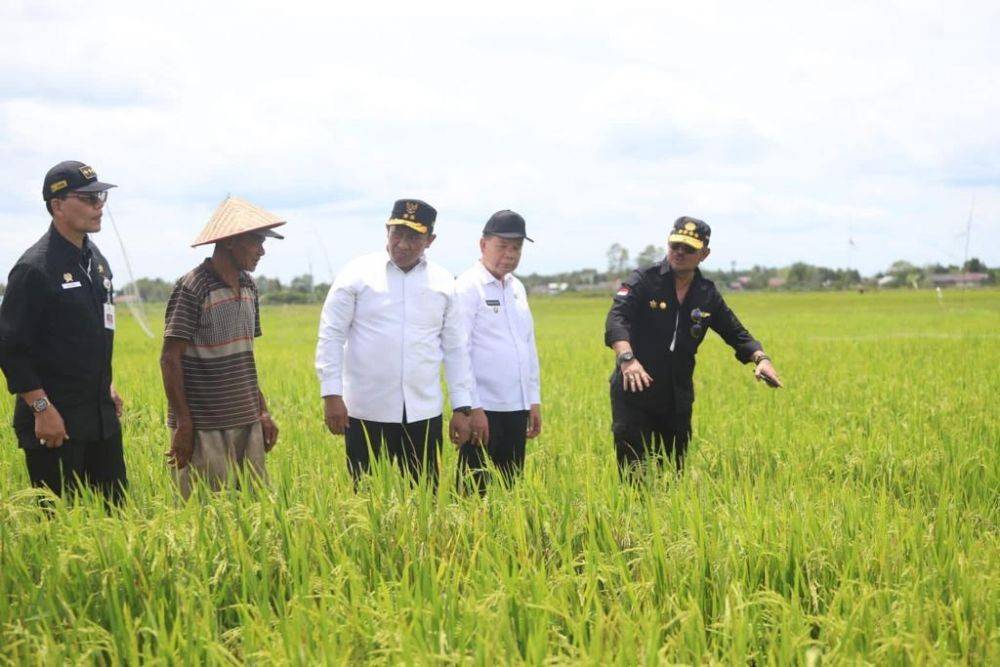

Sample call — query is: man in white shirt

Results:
[316,199,488,486]
[454,210,542,493]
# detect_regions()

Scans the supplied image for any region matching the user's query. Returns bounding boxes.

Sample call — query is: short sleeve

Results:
[163,280,201,341]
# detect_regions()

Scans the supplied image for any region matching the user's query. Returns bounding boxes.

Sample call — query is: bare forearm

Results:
[160,358,192,425]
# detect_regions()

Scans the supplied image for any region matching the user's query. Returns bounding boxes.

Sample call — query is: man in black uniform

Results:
[0,161,127,502]
[604,216,782,478]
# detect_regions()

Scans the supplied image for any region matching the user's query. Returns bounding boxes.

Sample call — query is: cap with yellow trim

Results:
[43,160,116,201]
[667,216,711,250]
[387,198,436,235]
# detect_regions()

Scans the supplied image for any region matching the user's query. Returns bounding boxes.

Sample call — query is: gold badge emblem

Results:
[98,264,105,274]
[659,301,667,310]
[79,165,96,179]
[405,201,419,220]
[50,180,68,193]
[684,222,696,231]
[63,273,73,282]
[649,300,657,309]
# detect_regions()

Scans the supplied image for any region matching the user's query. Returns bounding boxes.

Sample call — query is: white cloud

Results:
[1,0,997,282]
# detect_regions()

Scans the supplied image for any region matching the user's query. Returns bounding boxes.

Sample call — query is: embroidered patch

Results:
[616,286,630,297]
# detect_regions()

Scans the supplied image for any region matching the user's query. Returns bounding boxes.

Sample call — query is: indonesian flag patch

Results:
[616,285,630,297]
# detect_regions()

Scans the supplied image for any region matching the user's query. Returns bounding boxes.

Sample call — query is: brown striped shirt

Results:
[164,260,262,430]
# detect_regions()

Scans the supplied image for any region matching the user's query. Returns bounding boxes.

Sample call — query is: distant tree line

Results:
[112,275,330,303]
[6,254,992,302]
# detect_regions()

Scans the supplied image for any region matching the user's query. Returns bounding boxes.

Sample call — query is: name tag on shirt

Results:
[62,281,82,289]
[485,299,501,313]
[104,304,116,330]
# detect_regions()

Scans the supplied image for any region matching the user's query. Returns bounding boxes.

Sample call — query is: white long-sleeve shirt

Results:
[455,260,541,412]
[315,251,475,423]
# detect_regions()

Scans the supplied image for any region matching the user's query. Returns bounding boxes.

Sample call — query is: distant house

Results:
[931,273,990,287]
[767,277,786,288]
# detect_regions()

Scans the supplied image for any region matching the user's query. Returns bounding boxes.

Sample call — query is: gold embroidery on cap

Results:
[405,202,419,220]
[684,222,696,231]
[51,180,68,193]
[79,166,96,179]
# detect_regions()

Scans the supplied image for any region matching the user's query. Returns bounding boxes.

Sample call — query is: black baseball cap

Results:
[43,160,116,201]
[483,210,533,242]
[668,216,711,250]
[387,198,437,234]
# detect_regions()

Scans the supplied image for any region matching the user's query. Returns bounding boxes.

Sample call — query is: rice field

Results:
[1,289,998,664]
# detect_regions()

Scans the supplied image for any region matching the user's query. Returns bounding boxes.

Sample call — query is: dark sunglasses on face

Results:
[66,191,108,206]
[668,242,698,255]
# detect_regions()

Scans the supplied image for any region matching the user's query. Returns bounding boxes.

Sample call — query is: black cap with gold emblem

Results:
[43,160,117,201]
[387,198,437,235]
[667,216,711,250]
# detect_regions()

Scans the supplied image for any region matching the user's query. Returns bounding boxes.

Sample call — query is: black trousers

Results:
[23,430,127,504]
[610,377,690,479]
[345,413,443,485]
[456,410,528,495]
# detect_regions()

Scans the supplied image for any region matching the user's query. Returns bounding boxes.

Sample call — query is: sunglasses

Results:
[66,191,108,206]
[668,242,698,255]
[690,307,709,337]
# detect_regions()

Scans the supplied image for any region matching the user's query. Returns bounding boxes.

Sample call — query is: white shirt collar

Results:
[474,259,510,286]
[386,250,427,273]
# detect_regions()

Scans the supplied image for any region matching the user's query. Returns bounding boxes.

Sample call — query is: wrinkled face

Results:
[667,241,710,272]
[224,233,266,272]
[50,191,107,235]
[387,225,434,270]
[480,235,524,277]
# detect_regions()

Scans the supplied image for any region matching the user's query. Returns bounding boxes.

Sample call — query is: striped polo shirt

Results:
[164,260,262,430]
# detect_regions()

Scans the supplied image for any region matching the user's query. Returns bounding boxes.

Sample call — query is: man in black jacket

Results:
[0,161,126,502]
[604,216,782,478]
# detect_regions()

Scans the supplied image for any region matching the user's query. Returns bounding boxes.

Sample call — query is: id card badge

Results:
[104,303,116,330]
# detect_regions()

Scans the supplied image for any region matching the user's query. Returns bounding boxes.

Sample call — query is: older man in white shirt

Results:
[316,199,488,486]
[454,210,542,493]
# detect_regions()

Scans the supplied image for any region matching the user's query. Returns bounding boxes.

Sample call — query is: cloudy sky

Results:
[2,0,997,283]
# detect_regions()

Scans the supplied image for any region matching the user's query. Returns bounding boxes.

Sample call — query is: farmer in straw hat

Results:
[160,196,284,498]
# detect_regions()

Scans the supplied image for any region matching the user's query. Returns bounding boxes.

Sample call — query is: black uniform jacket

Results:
[604,262,762,416]
[0,225,119,448]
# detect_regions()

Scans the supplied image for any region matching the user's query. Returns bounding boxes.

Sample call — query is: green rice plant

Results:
[0,289,997,664]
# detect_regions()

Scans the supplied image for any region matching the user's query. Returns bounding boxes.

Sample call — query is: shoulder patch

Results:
[616,285,630,297]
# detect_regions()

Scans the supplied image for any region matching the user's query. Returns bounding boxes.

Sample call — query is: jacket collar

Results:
[47,223,92,266]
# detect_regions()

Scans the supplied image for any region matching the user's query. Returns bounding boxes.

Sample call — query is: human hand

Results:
[261,412,279,451]
[110,385,124,417]
[469,408,490,446]
[167,421,195,469]
[323,395,349,435]
[35,404,69,448]
[754,359,783,388]
[526,404,542,439]
[449,412,472,446]
[621,359,653,392]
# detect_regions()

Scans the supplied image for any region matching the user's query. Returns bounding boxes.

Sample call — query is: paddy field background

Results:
[1,290,997,664]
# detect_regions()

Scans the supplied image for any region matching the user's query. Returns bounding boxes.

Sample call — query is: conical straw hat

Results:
[191,195,287,247]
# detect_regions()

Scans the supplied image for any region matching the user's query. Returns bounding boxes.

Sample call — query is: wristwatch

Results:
[453,405,471,416]
[753,353,771,365]
[616,351,635,367]
[30,397,50,414]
